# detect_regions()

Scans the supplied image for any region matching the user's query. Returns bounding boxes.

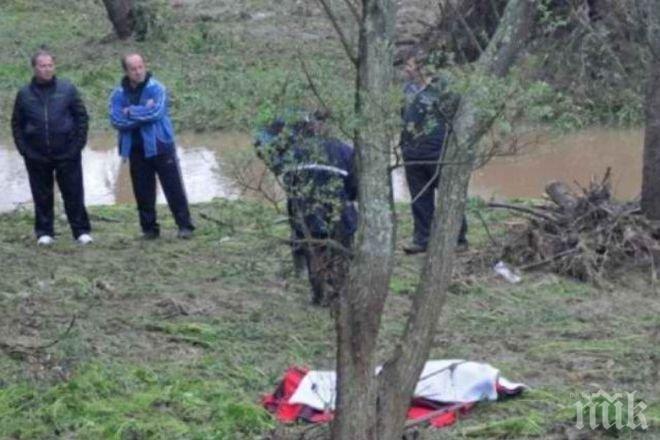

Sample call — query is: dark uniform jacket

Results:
[255,117,358,238]
[400,77,459,161]
[284,137,358,238]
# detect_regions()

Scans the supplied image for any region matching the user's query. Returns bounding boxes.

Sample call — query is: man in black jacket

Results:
[11,50,92,245]
[400,56,468,254]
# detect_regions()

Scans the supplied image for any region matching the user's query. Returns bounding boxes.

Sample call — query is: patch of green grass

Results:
[0,362,274,439]
[460,413,545,438]
[390,275,418,296]
[528,336,647,358]
[1,198,659,438]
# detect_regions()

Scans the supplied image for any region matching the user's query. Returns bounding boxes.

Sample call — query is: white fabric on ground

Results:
[288,359,527,411]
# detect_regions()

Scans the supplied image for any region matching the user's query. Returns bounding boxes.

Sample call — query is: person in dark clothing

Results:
[255,112,358,305]
[109,53,194,239]
[285,134,358,305]
[255,115,308,276]
[11,50,92,245]
[400,56,468,254]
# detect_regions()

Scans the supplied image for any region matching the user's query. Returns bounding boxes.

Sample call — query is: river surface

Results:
[0,127,643,212]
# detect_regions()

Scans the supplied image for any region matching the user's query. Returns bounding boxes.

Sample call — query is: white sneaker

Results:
[77,233,93,245]
[37,235,54,246]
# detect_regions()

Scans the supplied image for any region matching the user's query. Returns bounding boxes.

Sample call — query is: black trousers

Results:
[290,198,353,305]
[24,155,91,239]
[287,198,308,273]
[129,145,194,234]
[404,159,467,247]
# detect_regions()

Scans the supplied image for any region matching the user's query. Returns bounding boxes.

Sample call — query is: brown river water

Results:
[0,127,643,213]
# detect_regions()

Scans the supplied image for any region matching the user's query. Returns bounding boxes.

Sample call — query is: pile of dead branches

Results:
[490,169,660,283]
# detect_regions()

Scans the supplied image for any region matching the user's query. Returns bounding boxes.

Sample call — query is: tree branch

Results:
[298,54,332,114]
[488,202,559,223]
[297,53,356,141]
[447,0,485,56]
[489,0,502,21]
[477,0,537,77]
[376,1,539,438]
[476,209,500,247]
[317,0,359,66]
[342,0,361,23]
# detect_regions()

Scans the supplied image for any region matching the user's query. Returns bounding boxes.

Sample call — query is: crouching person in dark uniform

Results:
[400,55,468,254]
[256,112,358,305]
[285,117,358,306]
[11,49,92,246]
[254,115,308,277]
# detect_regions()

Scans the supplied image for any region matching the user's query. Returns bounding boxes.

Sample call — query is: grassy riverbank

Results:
[0,0,645,140]
[0,0,351,135]
[0,1,657,438]
[0,199,658,438]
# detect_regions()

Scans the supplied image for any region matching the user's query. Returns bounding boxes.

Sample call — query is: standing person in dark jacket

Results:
[400,56,468,254]
[109,53,194,240]
[256,111,358,305]
[11,50,92,246]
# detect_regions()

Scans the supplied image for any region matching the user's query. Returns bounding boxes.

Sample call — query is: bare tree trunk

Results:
[322,0,536,439]
[102,0,134,40]
[641,0,660,219]
[376,2,537,439]
[396,0,508,64]
[331,0,396,439]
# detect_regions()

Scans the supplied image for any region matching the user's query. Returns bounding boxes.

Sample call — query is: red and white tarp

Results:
[262,360,526,428]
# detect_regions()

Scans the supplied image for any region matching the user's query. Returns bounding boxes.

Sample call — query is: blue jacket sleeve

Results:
[126,84,167,122]
[109,88,140,130]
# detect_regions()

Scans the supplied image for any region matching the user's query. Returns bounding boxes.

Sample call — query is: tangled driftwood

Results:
[490,169,660,284]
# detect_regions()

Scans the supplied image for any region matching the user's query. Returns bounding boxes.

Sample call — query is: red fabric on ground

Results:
[261,367,308,423]
[407,406,458,427]
[263,366,523,428]
[407,401,475,428]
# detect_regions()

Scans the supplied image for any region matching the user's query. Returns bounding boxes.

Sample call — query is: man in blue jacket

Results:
[400,56,468,254]
[109,53,194,239]
[11,50,92,246]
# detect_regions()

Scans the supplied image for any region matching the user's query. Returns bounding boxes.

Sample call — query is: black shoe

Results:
[142,231,160,240]
[177,228,194,239]
[403,242,427,255]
